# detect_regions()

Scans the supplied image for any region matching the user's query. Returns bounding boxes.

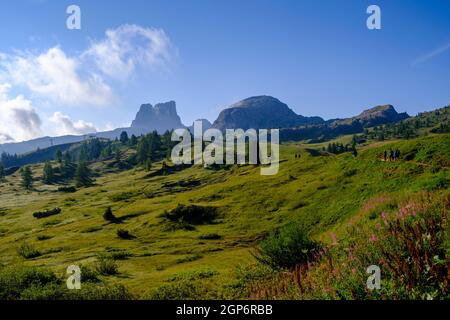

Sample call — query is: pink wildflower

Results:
[330,233,337,244]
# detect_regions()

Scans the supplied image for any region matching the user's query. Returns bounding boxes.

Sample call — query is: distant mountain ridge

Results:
[0,97,410,156]
[0,101,185,155]
[329,104,409,127]
[280,104,410,142]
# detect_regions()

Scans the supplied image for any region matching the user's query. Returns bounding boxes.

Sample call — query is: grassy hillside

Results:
[0,133,448,299]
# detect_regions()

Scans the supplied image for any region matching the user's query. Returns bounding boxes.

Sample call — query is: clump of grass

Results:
[41,219,61,228]
[143,280,207,300]
[116,229,134,239]
[17,242,41,259]
[108,191,139,202]
[79,265,100,283]
[198,233,222,240]
[343,168,357,177]
[175,254,203,264]
[80,226,102,233]
[167,269,218,282]
[96,257,119,275]
[109,250,132,260]
[36,235,53,241]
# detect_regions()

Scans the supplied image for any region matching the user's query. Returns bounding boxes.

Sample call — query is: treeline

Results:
[325,142,356,155]
[1,130,177,191]
[362,105,450,141]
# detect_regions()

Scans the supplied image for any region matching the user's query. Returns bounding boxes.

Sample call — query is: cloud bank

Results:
[0,24,176,143]
[49,111,97,136]
[0,83,42,142]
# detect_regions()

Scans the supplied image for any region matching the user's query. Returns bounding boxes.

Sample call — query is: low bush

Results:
[161,204,218,225]
[252,222,320,270]
[36,235,53,241]
[32,208,61,219]
[17,242,41,259]
[0,266,58,299]
[0,265,132,300]
[175,254,203,264]
[96,257,119,275]
[116,229,133,239]
[57,186,77,193]
[199,233,222,240]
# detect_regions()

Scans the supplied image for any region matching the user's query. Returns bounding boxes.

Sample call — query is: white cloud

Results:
[0,83,42,142]
[49,111,97,136]
[3,47,114,106]
[84,24,175,79]
[0,24,176,143]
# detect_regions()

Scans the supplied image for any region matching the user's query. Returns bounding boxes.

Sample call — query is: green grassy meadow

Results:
[0,133,449,299]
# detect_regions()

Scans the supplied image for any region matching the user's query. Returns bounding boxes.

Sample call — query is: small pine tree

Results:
[144,158,152,171]
[103,207,116,222]
[55,150,63,163]
[0,163,4,182]
[129,134,137,147]
[115,150,122,162]
[120,131,129,144]
[75,161,93,187]
[61,152,75,179]
[42,161,55,184]
[20,166,33,190]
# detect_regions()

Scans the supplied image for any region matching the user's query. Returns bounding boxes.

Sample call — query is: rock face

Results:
[131,101,184,133]
[353,105,409,127]
[188,119,213,134]
[212,96,323,131]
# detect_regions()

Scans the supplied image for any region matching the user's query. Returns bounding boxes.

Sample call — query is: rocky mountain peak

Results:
[131,101,184,132]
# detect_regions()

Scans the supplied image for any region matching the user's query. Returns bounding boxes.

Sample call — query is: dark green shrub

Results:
[116,229,133,239]
[0,266,58,299]
[162,204,217,225]
[32,207,61,219]
[253,223,319,270]
[79,265,100,283]
[103,207,116,222]
[57,186,77,193]
[36,235,53,241]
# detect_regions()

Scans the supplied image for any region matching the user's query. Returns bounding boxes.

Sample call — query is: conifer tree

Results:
[42,161,55,184]
[20,166,33,190]
[75,161,93,187]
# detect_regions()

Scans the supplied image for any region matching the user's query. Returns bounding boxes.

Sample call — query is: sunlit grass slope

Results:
[0,133,448,298]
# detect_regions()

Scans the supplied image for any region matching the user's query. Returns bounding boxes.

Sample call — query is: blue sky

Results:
[0,0,449,142]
